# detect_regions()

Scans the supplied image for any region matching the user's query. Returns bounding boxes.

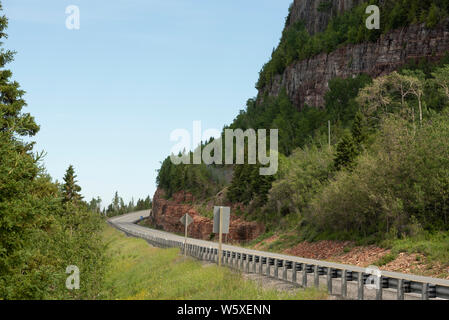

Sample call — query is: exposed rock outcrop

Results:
[259,20,449,109]
[150,189,265,243]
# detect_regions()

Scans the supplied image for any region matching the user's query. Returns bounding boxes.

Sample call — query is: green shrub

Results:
[307,111,449,239]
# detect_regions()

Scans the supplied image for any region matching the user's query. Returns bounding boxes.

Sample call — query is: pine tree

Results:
[112,191,120,214]
[0,8,39,140]
[351,111,367,146]
[62,165,83,203]
[426,3,441,28]
[334,134,358,171]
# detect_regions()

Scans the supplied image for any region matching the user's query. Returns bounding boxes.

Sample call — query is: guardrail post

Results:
[314,265,319,288]
[274,259,279,279]
[240,254,245,270]
[422,283,429,300]
[327,268,333,295]
[245,255,251,273]
[358,273,364,300]
[397,279,404,300]
[341,270,347,298]
[292,262,297,284]
[283,261,288,281]
[266,258,271,277]
[252,256,257,273]
[302,264,307,288]
[376,276,383,300]
[259,257,264,274]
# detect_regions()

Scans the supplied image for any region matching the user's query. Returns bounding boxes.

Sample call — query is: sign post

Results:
[180,213,193,256]
[219,207,223,267]
[213,206,230,267]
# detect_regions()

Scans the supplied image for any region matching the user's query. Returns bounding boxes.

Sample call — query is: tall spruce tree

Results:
[62,165,83,203]
[334,134,358,171]
[0,6,39,139]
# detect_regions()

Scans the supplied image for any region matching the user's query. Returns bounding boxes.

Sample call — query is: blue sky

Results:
[3,0,291,207]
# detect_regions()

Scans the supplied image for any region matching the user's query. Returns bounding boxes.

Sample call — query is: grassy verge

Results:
[101,225,327,300]
[381,232,449,266]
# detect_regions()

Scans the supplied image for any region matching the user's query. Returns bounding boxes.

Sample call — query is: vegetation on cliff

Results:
[257,0,449,90]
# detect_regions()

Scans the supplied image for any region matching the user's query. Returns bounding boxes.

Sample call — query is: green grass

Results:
[373,253,398,267]
[101,225,327,300]
[244,231,275,248]
[266,234,301,252]
[381,231,449,266]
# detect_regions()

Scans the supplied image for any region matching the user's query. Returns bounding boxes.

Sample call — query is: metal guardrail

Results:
[109,212,449,300]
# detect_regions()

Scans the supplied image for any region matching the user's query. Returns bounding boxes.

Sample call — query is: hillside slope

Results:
[153,0,449,276]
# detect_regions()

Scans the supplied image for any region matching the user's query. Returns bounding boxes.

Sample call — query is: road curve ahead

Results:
[108,211,449,300]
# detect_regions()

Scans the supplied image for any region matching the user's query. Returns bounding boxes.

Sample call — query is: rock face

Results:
[260,20,449,109]
[287,0,365,35]
[150,189,265,243]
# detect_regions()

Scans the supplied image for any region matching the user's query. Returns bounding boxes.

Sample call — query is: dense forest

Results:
[156,0,449,244]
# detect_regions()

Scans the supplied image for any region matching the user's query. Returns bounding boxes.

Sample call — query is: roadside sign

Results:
[180,213,193,256]
[180,213,194,227]
[213,206,230,234]
[213,206,230,267]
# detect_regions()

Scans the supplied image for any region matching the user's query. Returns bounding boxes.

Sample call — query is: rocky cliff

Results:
[150,189,265,243]
[260,20,449,109]
[260,0,449,109]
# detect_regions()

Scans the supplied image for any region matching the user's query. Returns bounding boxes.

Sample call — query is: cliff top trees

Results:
[257,0,449,91]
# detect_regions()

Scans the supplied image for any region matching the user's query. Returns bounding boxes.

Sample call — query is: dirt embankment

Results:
[255,235,449,279]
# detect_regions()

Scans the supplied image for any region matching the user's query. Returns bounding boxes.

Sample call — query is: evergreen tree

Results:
[88,197,102,213]
[62,165,82,203]
[0,8,39,140]
[351,111,367,146]
[334,134,358,171]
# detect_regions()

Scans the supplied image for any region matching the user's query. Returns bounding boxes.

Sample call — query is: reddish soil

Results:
[283,240,353,261]
[254,238,449,279]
